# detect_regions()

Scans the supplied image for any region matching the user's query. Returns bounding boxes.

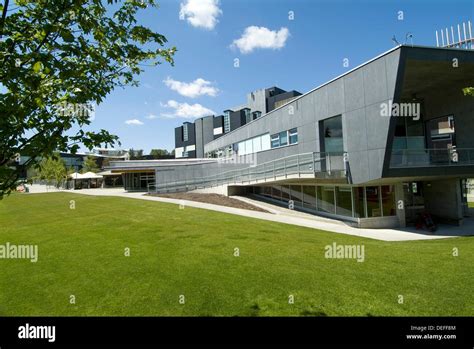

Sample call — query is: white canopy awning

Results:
[69,172,103,180]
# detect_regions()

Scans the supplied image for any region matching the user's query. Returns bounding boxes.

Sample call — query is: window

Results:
[317,186,335,214]
[279,131,288,146]
[235,134,269,156]
[381,185,396,216]
[252,136,262,153]
[353,187,365,218]
[321,115,343,153]
[336,187,352,217]
[261,134,271,151]
[302,186,317,210]
[366,186,381,217]
[289,128,298,144]
[183,124,189,142]
[290,185,303,207]
[253,111,262,120]
[271,134,280,148]
[224,111,231,133]
[244,109,251,123]
[270,129,297,149]
[272,186,282,200]
[244,139,252,155]
[281,185,290,201]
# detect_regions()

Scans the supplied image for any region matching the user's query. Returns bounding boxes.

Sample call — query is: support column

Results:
[395,183,406,228]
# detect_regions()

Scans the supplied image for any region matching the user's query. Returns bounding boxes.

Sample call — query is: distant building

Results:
[174,87,301,158]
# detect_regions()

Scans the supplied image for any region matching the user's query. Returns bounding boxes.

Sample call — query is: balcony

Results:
[390,148,474,168]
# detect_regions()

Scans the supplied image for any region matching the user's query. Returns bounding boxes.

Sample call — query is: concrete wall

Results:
[247,88,267,114]
[204,48,402,185]
[195,116,214,158]
[424,179,463,225]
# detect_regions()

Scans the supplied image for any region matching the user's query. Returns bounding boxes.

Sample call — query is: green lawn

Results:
[0,193,472,316]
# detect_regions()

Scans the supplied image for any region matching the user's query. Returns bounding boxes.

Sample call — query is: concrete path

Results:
[47,187,473,242]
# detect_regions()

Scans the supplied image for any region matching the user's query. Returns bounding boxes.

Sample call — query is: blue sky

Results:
[88,0,473,153]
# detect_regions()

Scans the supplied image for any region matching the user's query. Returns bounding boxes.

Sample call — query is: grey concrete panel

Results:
[343,68,365,112]
[344,108,368,152]
[363,57,388,105]
[326,79,345,117]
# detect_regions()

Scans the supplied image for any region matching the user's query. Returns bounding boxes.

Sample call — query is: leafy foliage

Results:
[0,0,176,197]
[462,87,474,96]
[37,155,67,188]
[81,155,100,173]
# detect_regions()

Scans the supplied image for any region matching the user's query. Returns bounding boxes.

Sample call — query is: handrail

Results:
[390,147,474,168]
[148,151,347,194]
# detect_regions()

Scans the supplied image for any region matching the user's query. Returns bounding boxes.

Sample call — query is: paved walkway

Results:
[48,187,474,242]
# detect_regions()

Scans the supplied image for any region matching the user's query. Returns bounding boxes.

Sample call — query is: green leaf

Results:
[33,61,43,73]
[61,30,74,43]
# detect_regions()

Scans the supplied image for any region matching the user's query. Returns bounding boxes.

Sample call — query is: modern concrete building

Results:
[109,45,474,229]
[174,87,302,158]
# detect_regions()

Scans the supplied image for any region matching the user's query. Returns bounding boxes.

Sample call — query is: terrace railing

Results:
[148,151,347,194]
[390,148,474,168]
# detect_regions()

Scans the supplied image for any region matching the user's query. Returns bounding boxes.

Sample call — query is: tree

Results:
[462,87,474,96]
[0,0,176,197]
[82,155,99,173]
[37,155,67,188]
[129,148,144,160]
[149,148,169,158]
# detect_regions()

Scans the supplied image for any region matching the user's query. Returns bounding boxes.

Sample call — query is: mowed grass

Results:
[0,193,472,316]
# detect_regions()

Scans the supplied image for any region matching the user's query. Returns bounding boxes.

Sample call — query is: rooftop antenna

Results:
[405,32,414,46]
[435,20,473,49]
[392,35,400,46]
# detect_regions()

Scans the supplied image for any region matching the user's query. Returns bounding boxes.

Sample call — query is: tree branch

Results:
[0,0,9,38]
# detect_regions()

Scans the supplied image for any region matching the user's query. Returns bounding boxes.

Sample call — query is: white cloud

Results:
[231,26,290,54]
[145,113,158,120]
[160,100,215,119]
[163,77,219,98]
[125,119,144,125]
[179,0,222,30]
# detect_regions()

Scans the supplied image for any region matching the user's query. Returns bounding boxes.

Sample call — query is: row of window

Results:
[223,111,231,133]
[271,128,298,148]
[253,185,396,219]
[183,123,189,142]
[207,127,299,158]
[236,134,271,156]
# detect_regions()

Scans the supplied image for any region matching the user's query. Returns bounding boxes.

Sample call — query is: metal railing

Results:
[148,151,347,194]
[390,148,474,168]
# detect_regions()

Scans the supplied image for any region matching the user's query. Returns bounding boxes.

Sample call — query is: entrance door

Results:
[403,182,425,224]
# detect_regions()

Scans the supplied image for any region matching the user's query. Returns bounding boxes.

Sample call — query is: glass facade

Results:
[123,172,155,191]
[366,186,381,217]
[336,187,352,217]
[290,185,303,207]
[253,184,396,220]
[381,185,396,216]
[353,187,365,218]
[317,186,335,214]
